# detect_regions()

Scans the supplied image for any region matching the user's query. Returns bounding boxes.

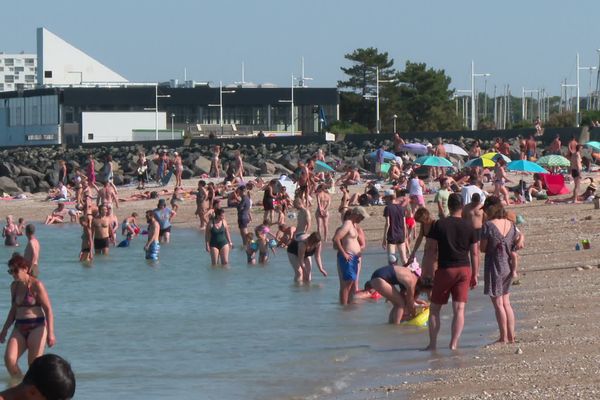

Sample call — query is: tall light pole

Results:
[392,114,397,133]
[170,113,175,139]
[208,81,235,136]
[150,84,171,141]
[278,74,296,135]
[471,61,491,131]
[376,66,396,133]
[576,53,597,127]
[522,88,539,121]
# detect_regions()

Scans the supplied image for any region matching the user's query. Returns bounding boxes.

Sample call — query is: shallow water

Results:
[0,225,495,399]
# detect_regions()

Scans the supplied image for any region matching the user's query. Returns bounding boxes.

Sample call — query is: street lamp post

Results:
[576,53,597,127]
[170,113,175,139]
[392,114,397,133]
[149,84,171,141]
[208,81,235,137]
[522,88,539,121]
[278,74,296,135]
[470,61,491,131]
[376,66,396,133]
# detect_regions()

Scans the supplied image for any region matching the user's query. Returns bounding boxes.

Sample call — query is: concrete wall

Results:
[81,112,166,143]
[5,126,594,151]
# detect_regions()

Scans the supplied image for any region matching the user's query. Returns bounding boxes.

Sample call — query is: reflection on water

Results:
[0,224,495,400]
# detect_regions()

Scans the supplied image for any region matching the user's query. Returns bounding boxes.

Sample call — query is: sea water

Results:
[0,225,496,399]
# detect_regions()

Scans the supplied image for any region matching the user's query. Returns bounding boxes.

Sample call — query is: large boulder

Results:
[0,177,22,195]
[35,181,51,194]
[0,162,14,178]
[258,161,276,175]
[194,156,212,174]
[243,162,259,176]
[18,166,45,183]
[181,168,194,180]
[15,176,36,193]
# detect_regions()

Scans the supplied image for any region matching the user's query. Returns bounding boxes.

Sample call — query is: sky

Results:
[2,0,600,96]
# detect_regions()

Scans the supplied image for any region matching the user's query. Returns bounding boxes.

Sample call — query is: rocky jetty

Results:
[0,135,554,195]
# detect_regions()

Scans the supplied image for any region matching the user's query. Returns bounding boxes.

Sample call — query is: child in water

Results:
[255,224,278,263]
[170,187,183,212]
[245,232,258,264]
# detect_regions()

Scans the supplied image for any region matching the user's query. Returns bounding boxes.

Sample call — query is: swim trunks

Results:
[337,252,360,282]
[145,240,160,260]
[94,237,109,250]
[431,266,471,304]
[571,169,580,179]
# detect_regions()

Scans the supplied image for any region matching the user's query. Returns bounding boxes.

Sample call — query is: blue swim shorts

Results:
[337,252,360,282]
[145,241,160,260]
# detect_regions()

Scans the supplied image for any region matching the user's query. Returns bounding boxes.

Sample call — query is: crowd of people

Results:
[2,130,599,393]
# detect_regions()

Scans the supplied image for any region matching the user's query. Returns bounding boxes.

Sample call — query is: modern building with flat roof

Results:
[0,85,338,146]
[0,28,338,146]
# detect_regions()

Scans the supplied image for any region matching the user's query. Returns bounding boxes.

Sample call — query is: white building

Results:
[0,53,37,92]
[37,27,127,86]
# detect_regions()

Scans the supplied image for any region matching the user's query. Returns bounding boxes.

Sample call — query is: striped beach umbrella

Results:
[536,154,570,168]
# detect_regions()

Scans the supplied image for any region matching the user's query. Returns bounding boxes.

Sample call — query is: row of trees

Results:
[331,47,591,134]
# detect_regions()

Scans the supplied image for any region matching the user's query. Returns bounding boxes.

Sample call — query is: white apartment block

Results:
[0,53,37,92]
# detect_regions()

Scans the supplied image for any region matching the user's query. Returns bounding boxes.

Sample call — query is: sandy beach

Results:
[1,175,599,399]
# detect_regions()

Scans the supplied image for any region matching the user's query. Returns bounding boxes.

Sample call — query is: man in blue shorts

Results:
[333,206,369,305]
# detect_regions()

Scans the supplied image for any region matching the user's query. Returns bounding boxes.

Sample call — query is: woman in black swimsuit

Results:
[0,254,55,377]
[286,232,327,282]
[364,261,432,324]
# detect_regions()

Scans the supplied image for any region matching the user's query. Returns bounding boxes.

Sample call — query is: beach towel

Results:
[541,173,570,196]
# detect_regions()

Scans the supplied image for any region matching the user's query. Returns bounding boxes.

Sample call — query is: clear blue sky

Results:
[3,0,600,95]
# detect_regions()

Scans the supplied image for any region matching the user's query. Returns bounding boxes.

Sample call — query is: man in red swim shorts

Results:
[424,193,479,351]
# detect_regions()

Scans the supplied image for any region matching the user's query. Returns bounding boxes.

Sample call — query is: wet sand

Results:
[1,175,600,399]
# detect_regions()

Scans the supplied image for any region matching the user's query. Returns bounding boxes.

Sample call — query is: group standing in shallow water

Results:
[0,137,536,381]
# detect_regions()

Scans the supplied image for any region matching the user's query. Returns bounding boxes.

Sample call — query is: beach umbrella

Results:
[536,154,570,168]
[401,143,429,155]
[413,155,453,167]
[315,160,335,173]
[482,152,511,163]
[443,143,469,156]
[464,157,495,168]
[584,141,600,151]
[507,160,548,173]
[368,150,396,160]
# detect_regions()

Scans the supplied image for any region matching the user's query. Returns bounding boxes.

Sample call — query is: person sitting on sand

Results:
[44,203,67,225]
[547,179,596,204]
[46,181,70,202]
[336,166,361,186]
[526,173,546,202]
[363,259,432,324]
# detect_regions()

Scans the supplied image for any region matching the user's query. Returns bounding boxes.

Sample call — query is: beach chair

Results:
[541,173,570,196]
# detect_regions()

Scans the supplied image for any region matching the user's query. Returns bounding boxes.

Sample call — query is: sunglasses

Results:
[7,268,17,275]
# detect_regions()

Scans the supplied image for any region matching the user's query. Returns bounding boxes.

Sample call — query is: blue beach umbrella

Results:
[507,160,548,173]
[315,160,335,173]
[584,141,600,151]
[368,150,396,160]
[413,155,453,167]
